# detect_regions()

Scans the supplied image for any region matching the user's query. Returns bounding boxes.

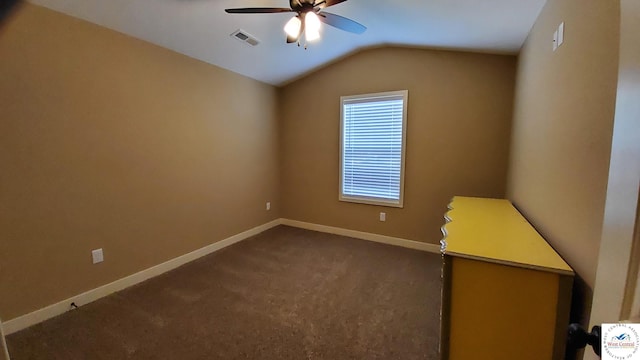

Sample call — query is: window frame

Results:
[339,90,408,208]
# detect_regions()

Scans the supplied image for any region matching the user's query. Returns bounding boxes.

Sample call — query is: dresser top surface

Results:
[442,196,573,275]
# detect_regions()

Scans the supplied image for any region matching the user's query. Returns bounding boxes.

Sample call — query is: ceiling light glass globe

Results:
[306,29,320,42]
[305,12,321,33]
[284,16,301,37]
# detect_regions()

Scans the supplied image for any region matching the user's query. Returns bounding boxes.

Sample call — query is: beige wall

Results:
[0,4,280,321]
[280,47,516,243]
[506,0,620,333]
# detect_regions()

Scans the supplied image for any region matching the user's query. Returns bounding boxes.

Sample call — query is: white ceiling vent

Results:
[231,29,260,47]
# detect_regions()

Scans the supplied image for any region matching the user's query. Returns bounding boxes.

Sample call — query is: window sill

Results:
[339,195,404,208]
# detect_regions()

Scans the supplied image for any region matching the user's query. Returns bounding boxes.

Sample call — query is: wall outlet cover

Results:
[92,249,104,264]
[558,22,565,46]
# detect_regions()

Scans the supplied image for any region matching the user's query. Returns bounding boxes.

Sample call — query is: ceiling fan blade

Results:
[225,8,294,14]
[314,0,348,9]
[318,12,366,34]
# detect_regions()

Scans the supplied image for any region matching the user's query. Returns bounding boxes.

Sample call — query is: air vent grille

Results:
[231,29,260,47]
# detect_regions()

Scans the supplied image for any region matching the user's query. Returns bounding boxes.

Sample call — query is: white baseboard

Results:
[0,319,10,360]
[2,219,281,335]
[2,218,438,336]
[280,219,440,253]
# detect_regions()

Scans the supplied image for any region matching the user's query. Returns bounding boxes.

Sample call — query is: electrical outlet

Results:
[558,22,565,46]
[379,212,386,222]
[266,202,271,211]
[92,248,104,264]
[553,22,565,52]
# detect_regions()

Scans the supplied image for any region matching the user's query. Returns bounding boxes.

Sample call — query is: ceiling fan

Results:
[225,0,366,46]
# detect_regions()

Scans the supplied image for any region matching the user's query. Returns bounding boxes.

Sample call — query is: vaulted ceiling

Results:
[28,0,547,85]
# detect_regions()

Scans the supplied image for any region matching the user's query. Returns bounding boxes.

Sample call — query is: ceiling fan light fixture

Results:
[284,16,301,37]
[305,11,321,33]
[306,28,320,42]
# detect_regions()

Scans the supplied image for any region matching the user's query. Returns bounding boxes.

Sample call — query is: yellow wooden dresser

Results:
[439,196,574,360]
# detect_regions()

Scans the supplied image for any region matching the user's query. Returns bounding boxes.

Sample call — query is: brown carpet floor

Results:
[7,226,442,359]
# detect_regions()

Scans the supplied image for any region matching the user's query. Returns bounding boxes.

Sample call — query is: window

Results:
[340,90,408,208]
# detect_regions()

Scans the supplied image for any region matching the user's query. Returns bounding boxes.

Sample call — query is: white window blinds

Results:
[340,91,407,207]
